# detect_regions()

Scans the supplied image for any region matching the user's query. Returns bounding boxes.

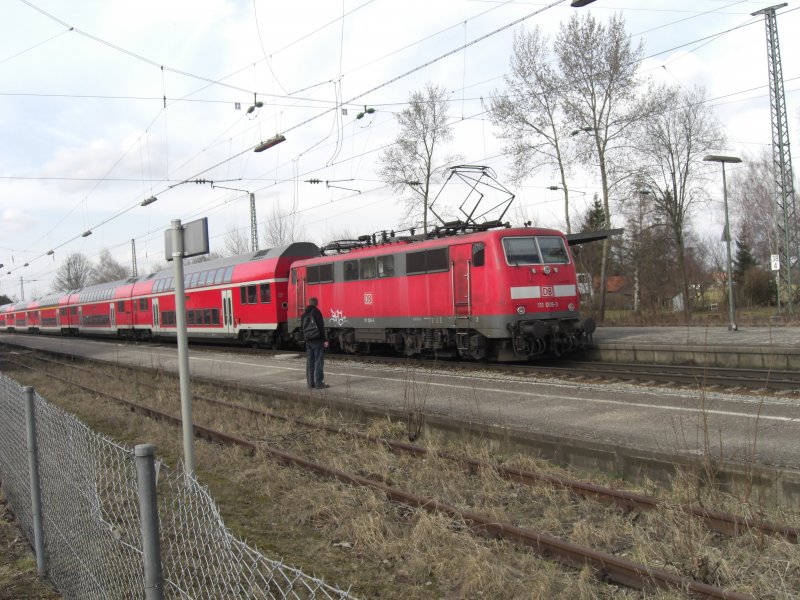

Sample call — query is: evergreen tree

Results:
[733,236,757,287]
[583,194,606,232]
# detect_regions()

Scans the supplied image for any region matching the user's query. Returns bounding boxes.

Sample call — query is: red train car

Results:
[0,243,319,345]
[287,226,595,361]
[133,242,319,346]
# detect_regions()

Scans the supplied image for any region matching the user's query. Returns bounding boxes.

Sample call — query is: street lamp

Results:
[704,154,742,331]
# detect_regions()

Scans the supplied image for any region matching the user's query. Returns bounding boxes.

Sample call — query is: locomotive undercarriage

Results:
[505,317,596,360]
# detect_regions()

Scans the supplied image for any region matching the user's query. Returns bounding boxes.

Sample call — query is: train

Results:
[0,224,595,361]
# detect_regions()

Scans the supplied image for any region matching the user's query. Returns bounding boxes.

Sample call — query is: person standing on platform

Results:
[301,297,329,389]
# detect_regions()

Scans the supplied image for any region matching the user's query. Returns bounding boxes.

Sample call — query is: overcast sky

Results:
[2,0,798,299]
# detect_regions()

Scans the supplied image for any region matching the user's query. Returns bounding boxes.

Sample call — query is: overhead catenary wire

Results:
[5,0,796,284]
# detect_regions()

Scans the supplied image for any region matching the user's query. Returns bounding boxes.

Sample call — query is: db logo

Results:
[364,292,373,305]
[541,286,554,297]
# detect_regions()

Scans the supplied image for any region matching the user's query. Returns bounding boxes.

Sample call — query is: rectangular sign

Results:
[771,254,780,271]
[165,218,209,261]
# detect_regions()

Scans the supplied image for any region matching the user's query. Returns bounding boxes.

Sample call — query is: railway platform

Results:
[587,325,800,370]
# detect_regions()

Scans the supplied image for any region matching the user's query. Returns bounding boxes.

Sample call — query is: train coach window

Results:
[223,266,234,283]
[360,258,376,279]
[139,298,148,311]
[190,273,199,288]
[187,310,196,325]
[117,301,125,312]
[71,307,78,315]
[260,283,271,303]
[211,308,220,325]
[503,237,540,265]
[240,285,258,304]
[344,260,359,281]
[537,236,569,264]
[472,243,485,267]
[214,268,225,285]
[203,309,212,325]
[377,255,394,277]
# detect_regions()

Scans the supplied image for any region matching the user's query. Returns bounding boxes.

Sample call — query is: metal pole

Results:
[23,386,46,576]
[170,219,195,476]
[722,164,737,331]
[135,444,164,600]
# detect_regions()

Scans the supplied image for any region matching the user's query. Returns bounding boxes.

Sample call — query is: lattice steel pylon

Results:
[752,3,799,312]
[131,238,138,277]
[249,192,258,252]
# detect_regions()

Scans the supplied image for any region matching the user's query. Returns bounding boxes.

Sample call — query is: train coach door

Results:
[152,298,160,334]
[451,244,472,321]
[221,289,234,334]
[110,304,116,330]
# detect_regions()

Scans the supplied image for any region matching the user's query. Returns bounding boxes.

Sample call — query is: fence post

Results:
[23,386,46,577]
[135,444,164,600]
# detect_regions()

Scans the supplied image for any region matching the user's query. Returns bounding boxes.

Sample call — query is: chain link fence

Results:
[0,372,355,599]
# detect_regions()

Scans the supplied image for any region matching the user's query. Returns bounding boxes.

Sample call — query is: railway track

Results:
[192,342,800,393]
[8,352,798,599]
[5,333,800,392]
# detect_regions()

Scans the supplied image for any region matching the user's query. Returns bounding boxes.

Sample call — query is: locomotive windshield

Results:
[503,236,569,265]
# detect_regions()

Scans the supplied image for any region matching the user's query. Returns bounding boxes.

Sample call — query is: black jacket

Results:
[302,304,325,341]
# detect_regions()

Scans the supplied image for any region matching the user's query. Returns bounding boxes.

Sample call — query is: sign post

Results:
[771,254,781,313]
[164,217,209,477]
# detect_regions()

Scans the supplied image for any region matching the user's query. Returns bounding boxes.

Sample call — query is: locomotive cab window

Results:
[503,237,541,265]
[537,236,569,264]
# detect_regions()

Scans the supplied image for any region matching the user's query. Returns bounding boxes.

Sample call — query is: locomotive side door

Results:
[221,289,234,335]
[451,244,472,321]
[293,268,307,322]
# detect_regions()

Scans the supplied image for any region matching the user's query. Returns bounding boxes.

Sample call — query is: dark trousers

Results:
[306,341,325,387]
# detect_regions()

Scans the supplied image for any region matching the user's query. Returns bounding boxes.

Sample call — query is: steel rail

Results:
[17,353,800,544]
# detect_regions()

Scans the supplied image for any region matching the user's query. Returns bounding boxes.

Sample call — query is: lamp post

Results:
[704,154,742,331]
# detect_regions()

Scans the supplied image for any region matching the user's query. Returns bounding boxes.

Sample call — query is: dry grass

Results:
[5,356,800,599]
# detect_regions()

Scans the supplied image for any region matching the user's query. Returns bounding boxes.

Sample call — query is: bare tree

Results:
[185,252,223,265]
[554,12,649,320]
[728,149,777,265]
[90,249,130,284]
[53,252,93,291]
[263,197,304,247]
[489,28,576,232]
[222,225,250,257]
[635,85,724,321]
[378,83,455,234]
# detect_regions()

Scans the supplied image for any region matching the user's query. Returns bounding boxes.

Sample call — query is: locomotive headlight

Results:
[568,303,575,312]
[543,265,551,275]
[516,306,526,315]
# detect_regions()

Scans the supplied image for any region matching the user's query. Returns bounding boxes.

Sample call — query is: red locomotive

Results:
[287,225,594,361]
